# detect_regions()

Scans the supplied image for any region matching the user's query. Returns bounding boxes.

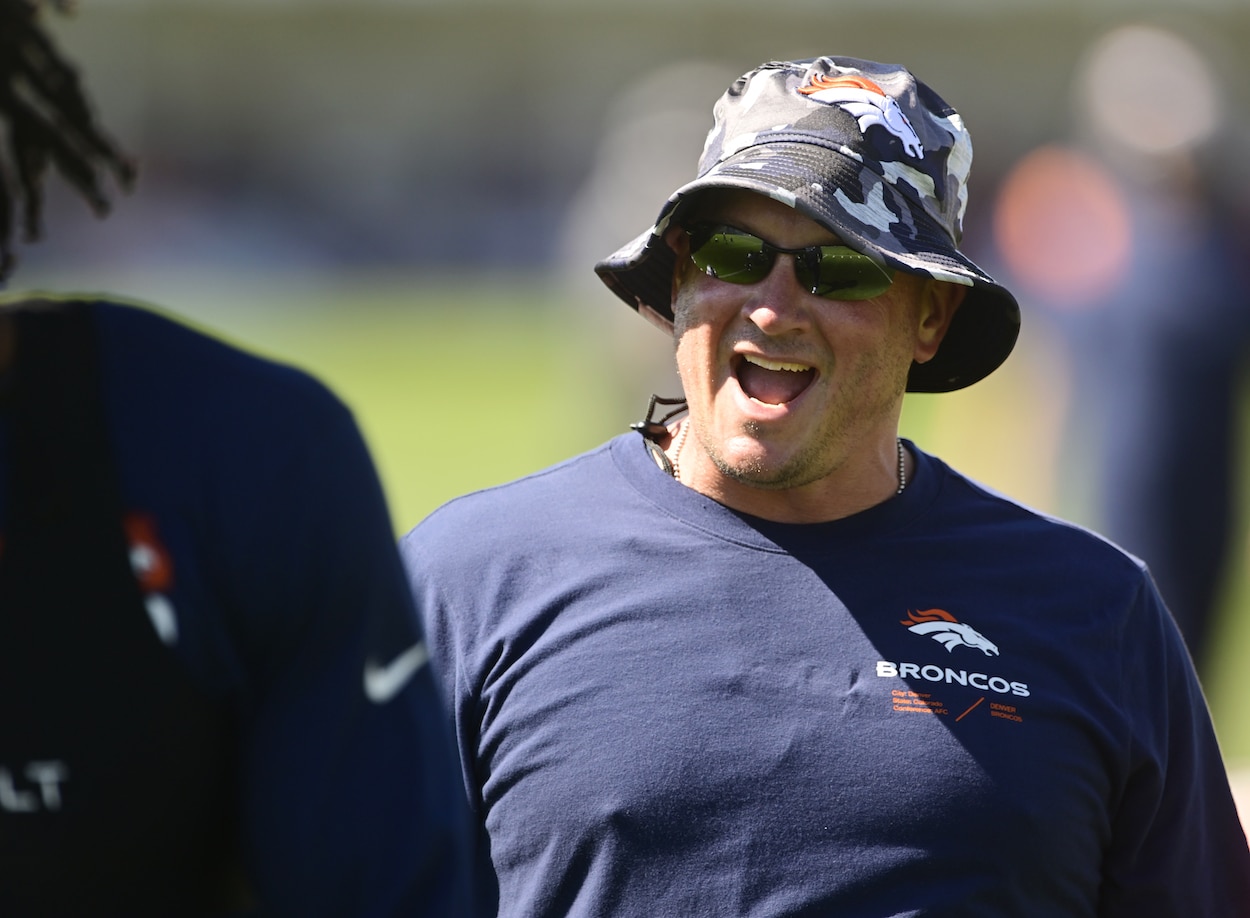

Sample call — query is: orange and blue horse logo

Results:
[901,608,999,656]
[799,73,924,158]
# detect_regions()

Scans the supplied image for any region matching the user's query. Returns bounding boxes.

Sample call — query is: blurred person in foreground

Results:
[0,3,474,914]
[401,55,1250,916]
[992,23,1250,675]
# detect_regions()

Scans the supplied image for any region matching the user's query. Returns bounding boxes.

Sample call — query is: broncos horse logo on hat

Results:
[798,73,924,159]
[594,56,1022,393]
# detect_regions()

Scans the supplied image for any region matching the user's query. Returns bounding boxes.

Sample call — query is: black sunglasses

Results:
[685,223,896,301]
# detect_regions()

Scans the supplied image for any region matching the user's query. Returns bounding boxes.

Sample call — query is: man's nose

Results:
[743,254,812,335]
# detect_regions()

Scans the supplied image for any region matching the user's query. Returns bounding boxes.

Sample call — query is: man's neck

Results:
[669,431,911,524]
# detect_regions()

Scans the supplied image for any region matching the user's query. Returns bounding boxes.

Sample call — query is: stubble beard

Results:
[689,354,911,494]
[697,414,848,492]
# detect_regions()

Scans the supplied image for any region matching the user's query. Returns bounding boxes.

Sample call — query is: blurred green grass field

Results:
[160,273,1250,770]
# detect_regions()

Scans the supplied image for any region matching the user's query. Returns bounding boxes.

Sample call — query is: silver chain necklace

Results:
[896,437,908,494]
[669,419,691,482]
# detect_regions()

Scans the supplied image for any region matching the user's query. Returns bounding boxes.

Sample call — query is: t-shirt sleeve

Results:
[225,387,476,917]
[400,513,502,917]
[1099,574,1250,916]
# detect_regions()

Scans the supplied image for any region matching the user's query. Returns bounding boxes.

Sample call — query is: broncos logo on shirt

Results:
[901,608,999,656]
[123,512,179,646]
[798,73,924,159]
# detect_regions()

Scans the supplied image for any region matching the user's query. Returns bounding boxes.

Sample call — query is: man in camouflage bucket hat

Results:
[401,56,1250,916]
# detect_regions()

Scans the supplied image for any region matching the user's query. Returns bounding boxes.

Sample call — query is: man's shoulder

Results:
[400,437,632,565]
[930,453,1149,581]
[91,298,355,441]
[95,299,335,396]
[416,440,620,528]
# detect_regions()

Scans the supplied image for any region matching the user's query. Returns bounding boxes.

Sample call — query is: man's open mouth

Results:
[734,353,817,406]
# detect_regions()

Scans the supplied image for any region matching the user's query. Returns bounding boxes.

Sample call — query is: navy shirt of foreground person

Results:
[0,296,475,917]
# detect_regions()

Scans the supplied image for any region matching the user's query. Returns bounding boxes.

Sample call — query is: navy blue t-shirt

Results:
[0,298,474,917]
[403,430,1250,917]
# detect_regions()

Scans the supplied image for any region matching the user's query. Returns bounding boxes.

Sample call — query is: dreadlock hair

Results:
[0,0,135,280]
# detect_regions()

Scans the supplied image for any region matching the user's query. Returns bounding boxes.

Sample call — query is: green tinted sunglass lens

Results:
[690,232,773,284]
[807,248,895,300]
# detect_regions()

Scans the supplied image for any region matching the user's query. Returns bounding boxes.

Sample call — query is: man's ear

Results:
[663,222,689,254]
[914,280,966,365]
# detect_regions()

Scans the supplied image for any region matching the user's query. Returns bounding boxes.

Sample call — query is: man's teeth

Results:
[743,354,809,373]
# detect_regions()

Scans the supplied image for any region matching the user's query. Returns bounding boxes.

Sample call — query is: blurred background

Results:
[10,0,1250,782]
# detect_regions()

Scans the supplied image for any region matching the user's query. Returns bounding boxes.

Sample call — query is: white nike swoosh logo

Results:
[363,642,430,704]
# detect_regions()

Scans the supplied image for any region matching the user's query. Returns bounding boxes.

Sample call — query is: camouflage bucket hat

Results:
[594,56,1021,392]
